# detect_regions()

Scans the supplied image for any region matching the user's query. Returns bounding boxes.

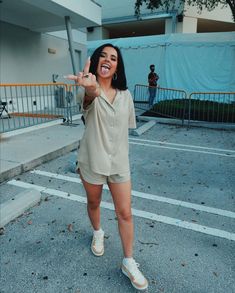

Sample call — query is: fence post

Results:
[65,90,73,124]
[187,93,191,129]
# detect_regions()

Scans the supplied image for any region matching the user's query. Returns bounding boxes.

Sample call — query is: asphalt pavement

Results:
[0,117,235,293]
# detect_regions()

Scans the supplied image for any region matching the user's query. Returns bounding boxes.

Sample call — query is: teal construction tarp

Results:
[88,32,235,96]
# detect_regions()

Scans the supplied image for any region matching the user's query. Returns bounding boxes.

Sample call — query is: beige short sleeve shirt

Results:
[78,88,136,175]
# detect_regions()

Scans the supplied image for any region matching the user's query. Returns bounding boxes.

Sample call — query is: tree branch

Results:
[134,0,235,22]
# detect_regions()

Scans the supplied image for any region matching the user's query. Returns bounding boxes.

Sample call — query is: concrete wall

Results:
[166,3,234,34]
[95,0,178,18]
[184,3,234,23]
[48,29,87,45]
[0,21,87,84]
[95,0,233,23]
[87,0,234,39]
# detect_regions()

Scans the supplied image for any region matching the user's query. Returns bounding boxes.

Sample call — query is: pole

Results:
[65,16,76,75]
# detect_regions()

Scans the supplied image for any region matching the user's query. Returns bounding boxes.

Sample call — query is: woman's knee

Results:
[87,198,101,210]
[117,209,132,222]
[83,181,103,210]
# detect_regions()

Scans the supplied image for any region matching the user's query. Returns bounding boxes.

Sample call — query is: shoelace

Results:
[127,260,143,279]
[93,234,104,248]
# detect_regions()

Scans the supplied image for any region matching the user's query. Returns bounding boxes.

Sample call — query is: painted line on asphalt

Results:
[30,170,235,219]
[129,141,235,157]
[7,179,235,242]
[129,137,235,154]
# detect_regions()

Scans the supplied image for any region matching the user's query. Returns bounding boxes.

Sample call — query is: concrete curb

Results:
[132,120,156,136]
[1,114,82,138]
[0,189,41,228]
[137,115,235,130]
[0,141,79,183]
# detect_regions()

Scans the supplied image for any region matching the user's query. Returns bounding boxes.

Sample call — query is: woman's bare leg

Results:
[108,180,133,258]
[81,177,103,230]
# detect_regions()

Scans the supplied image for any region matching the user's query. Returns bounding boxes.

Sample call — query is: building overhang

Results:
[100,11,178,37]
[102,11,177,25]
[0,0,101,32]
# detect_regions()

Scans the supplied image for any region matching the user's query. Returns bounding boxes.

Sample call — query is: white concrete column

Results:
[165,18,173,34]
[182,16,198,33]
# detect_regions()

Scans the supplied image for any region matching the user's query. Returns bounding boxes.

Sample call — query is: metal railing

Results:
[1,83,234,132]
[134,84,188,124]
[0,83,81,133]
[188,92,235,125]
[134,84,235,128]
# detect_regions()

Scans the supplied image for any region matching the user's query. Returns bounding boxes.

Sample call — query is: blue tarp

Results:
[88,32,235,96]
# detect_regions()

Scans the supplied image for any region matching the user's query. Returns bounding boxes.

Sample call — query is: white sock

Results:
[93,228,104,236]
[123,257,134,265]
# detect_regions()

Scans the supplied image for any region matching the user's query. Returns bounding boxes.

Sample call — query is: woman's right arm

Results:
[65,57,101,108]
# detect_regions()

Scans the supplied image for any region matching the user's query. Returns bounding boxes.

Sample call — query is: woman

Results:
[66,43,148,291]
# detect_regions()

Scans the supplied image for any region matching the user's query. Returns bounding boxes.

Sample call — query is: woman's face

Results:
[96,46,118,80]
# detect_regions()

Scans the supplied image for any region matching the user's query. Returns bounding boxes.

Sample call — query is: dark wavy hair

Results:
[89,43,127,90]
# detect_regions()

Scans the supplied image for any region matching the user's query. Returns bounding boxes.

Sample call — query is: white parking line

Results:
[129,137,235,153]
[129,141,235,157]
[7,179,235,241]
[30,170,235,219]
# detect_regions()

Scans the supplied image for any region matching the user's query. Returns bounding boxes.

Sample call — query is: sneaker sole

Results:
[91,245,104,257]
[121,265,148,291]
[91,234,104,257]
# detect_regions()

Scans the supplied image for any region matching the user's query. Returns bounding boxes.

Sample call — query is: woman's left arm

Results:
[128,92,137,129]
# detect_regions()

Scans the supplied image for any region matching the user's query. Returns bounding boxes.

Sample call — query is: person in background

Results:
[66,43,148,291]
[148,64,159,107]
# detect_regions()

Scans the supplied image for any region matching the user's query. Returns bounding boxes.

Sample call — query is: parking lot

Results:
[1,122,235,293]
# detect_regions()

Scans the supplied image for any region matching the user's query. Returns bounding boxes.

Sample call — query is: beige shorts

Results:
[78,163,130,185]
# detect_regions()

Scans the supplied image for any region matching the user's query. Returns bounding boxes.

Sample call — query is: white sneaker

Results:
[91,229,104,256]
[122,258,148,291]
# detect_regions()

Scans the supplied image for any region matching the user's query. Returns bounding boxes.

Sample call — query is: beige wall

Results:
[174,3,235,33]
[0,22,87,84]
[88,0,234,39]
[184,3,234,23]
[181,17,197,33]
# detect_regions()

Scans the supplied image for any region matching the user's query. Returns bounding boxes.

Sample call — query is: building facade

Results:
[0,0,101,83]
[87,0,235,40]
[1,0,234,85]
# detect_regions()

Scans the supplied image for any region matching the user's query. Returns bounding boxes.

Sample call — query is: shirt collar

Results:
[100,88,119,107]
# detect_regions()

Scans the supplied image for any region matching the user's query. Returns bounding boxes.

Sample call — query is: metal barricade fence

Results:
[1,83,234,132]
[67,84,83,119]
[0,83,81,133]
[62,84,81,125]
[134,84,188,124]
[188,92,235,126]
